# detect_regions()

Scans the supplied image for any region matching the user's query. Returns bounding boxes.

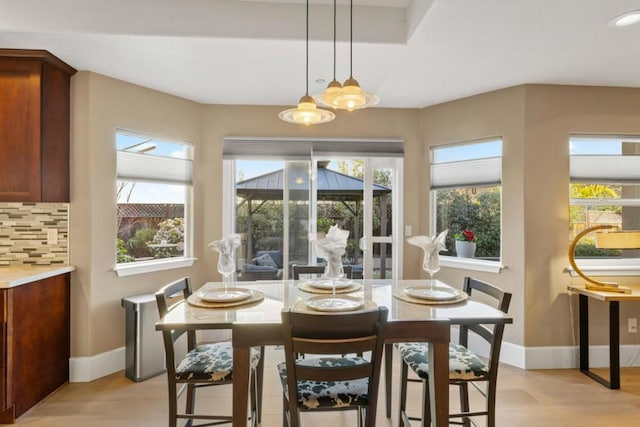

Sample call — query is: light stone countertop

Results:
[0,265,75,288]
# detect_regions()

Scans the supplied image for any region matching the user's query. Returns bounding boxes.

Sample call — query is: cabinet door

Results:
[0,291,6,414]
[0,59,42,201]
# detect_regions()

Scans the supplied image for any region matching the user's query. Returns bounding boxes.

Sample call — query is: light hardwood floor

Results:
[8,347,640,427]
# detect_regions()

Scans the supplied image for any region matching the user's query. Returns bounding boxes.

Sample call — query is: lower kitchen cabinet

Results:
[0,273,70,422]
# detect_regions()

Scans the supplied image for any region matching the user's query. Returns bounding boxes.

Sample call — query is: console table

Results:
[568,285,640,389]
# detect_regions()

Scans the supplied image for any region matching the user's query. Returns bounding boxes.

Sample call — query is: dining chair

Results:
[291,264,353,280]
[397,277,512,427]
[155,277,263,427]
[278,306,388,427]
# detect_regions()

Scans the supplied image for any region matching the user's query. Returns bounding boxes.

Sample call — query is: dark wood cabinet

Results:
[0,273,70,422]
[0,49,76,202]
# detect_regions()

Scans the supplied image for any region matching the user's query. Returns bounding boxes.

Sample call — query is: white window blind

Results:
[570,155,640,183]
[430,157,502,190]
[116,151,193,185]
[222,137,403,159]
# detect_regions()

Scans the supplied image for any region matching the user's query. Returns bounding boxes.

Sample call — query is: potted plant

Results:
[454,229,476,258]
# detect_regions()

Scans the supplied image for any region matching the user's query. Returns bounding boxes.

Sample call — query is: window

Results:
[431,138,502,270]
[569,136,640,274]
[114,130,194,276]
[222,137,403,280]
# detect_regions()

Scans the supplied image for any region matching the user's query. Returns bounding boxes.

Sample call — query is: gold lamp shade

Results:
[568,225,640,293]
[596,230,640,249]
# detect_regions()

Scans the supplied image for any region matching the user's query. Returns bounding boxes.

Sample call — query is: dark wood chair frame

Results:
[280,307,388,427]
[398,277,512,427]
[155,277,264,427]
[291,264,353,280]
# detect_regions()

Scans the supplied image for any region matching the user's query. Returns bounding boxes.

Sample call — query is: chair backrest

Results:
[281,307,388,419]
[155,277,196,374]
[460,277,512,376]
[291,264,353,280]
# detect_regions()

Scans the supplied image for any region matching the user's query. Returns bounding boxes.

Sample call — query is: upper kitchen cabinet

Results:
[0,49,76,202]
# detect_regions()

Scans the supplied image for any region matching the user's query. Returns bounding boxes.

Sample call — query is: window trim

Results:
[115,130,194,272]
[430,137,503,268]
[439,256,504,273]
[566,258,640,277]
[568,134,640,276]
[114,257,197,277]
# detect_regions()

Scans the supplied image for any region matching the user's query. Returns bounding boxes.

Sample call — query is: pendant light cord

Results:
[333,0,337,81]
[305,0,309,96]
[349,0,353,78]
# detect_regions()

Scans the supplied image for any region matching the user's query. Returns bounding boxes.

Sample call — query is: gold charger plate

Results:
[404,285,461,301]
[392,287,468,305]
[187,289,264,308]
[196,287,252,303]
[298,281,362,294]
[293,295,377,314]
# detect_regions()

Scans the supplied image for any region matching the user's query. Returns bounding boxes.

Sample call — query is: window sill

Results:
[114,257,197,277]
[439,256,503,273]
[566,259,640,277]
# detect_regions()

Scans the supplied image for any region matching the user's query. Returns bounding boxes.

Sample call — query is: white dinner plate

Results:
[403,286,461,301]
[197,288,252,303]
[307,279,354,290]
[305,295,365,312]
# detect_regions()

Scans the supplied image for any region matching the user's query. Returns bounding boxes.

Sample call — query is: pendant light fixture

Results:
[279,0,335,125]
[325,0,379,111]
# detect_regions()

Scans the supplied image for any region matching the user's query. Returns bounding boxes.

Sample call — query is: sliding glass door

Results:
[228,156,400,280]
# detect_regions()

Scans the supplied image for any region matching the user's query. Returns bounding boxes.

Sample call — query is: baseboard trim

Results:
[69,346,125,382]
[465,334,640,370]
[70,340,640,382]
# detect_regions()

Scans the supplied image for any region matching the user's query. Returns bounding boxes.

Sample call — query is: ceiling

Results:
[1,0,640,108]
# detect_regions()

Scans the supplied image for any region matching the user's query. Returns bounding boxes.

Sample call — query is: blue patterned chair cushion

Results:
[277,357,370,409]
[176,341,261,382]
[397,342,489,381]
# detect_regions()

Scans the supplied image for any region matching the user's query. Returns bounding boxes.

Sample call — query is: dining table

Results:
[155,278,512,427]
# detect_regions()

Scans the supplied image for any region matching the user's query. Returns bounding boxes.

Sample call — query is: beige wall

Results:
[70,72,202,357]
[419,84,640,349]
[524,85,640,346]
[418,86,526,346]
[70,72,420,357]
[69,71,640,363]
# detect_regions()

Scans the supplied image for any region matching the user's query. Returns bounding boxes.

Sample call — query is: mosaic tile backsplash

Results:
[0,203,69,267]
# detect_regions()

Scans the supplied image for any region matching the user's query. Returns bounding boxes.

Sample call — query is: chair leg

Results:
[459,383,471,427]
[250,368,258,427]
[282,395,289,427]
[398,359,408,427]
[385,343,393,418]
[168,383,178,427]
[258,346,266,423]
[421,379,431,427]
[185,383,196,427]
[486,380,497,427]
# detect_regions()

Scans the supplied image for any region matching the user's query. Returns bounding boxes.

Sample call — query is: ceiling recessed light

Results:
[611,10,640,27]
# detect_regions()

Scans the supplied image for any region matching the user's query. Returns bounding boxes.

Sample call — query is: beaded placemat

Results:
[187,289,265,308]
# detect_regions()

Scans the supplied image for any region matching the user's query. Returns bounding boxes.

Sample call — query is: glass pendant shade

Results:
[318,0,380,111]
[319,79,343,108]
[279,0,334,125]
[279,95,335,125]
[330,77,379,111]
